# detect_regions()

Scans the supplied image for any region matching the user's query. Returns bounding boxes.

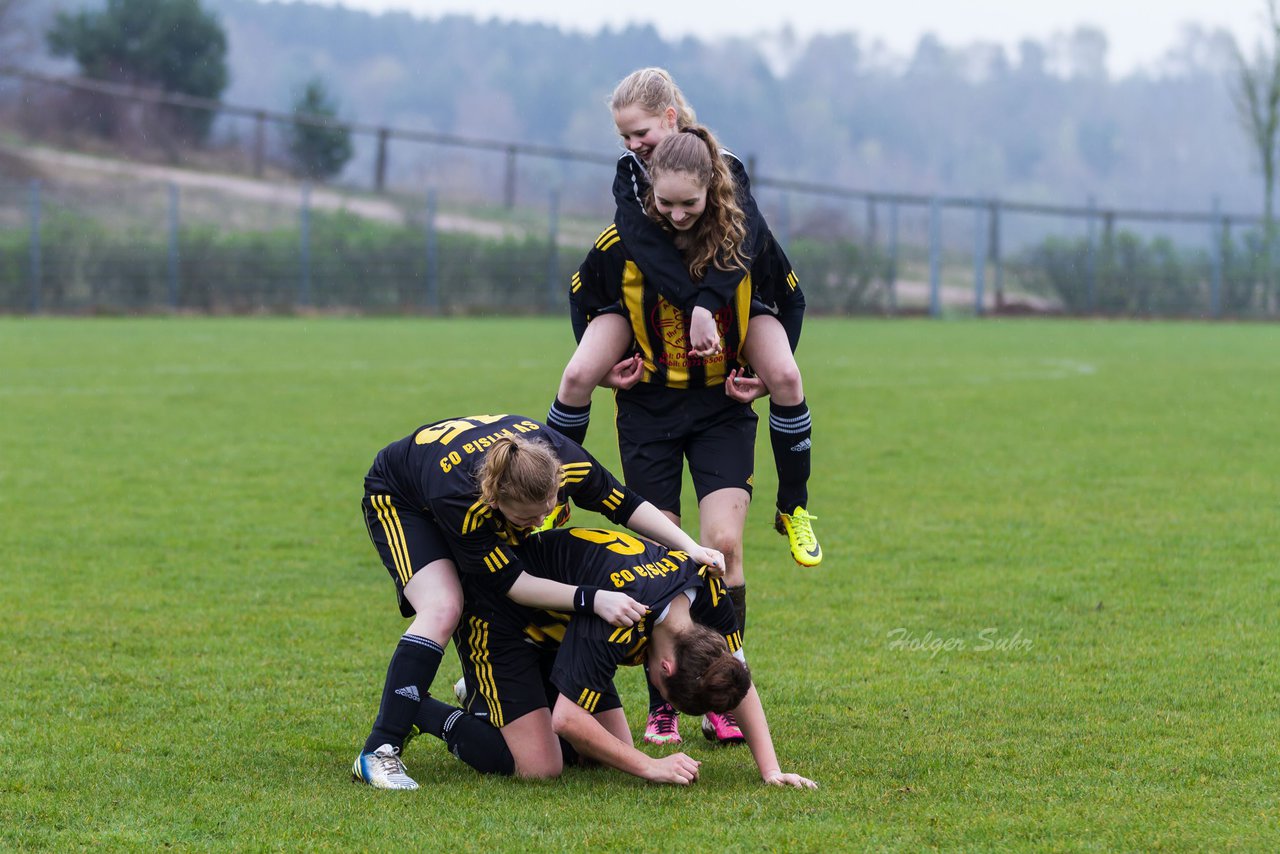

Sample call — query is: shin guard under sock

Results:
[363,634,444,754]
[769,399,812,513]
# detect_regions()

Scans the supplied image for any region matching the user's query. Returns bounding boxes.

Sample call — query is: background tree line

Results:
[1,0,1273,212]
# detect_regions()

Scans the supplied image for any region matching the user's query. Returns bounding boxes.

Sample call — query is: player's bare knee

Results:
[513,755,564,780]
[408,598,462,641]
[706,532,741,569]
[769,364,804,404]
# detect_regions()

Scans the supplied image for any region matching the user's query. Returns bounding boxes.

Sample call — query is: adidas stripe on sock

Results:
[769,399,812,513]
[546,398,592,445]
[363,633,444,754]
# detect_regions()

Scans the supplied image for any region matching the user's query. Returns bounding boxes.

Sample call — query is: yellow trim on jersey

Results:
[524,621,567,644]
[577,687,602,713]
[624,637,649,664]
[787,270,799,291]
[725,630,743,654]
[559,461,592,487]
[622,261,654,383]
[466,616,504,728]
[659,298,690,388]
[462,499,492,535]
[371,495,413,585]
[734,273,753,343]
[709,577,725,608]
[608,626,633,644]
[483,547,510,574]
[601,488,623,511]
[595,224,620,253]
[570,271,582,294]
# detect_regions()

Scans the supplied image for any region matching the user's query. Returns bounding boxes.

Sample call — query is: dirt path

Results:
[1,142,522,239]
[3,142,1060,311]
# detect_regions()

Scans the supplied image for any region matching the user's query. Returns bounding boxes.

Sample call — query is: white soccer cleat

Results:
[352,743,419,790]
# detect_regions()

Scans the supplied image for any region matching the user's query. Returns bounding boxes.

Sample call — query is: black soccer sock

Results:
[769,399,812,513]
[546,398,592,445]
[415,697,515,776]
[362,633,444,754]
[559,735,584,768]
[727,584,747,640]
[644,661,668,713]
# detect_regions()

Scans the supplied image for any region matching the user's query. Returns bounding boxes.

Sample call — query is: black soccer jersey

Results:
[365,415,643,594]
[612,150,802,315]
[484,528,741,713]
[571,229,752,390]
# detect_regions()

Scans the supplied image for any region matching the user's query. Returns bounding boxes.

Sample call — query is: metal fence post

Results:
[1264,218,1274,316]
[546,189,560,311]
[253,111,266,179]
[1100,210,1115,314]
[973,202,986,316]
[374,128,389,192]
[424,189,439,312]
[1086,196,1097,314]
[1222,215,1233,316]
[929,196,941,318]
[1209,196,1222,319]
[989,200,1003,310]
[299,183,312,308]
[777,193,791,251]
[887,200,899,314]
[504,146,517,209]
[167,182,180,310]
[28,179,41,314]
[865,196,878,250]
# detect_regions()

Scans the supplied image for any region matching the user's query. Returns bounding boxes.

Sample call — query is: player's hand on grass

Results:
[725,368,768,403]
[688,307,722,357]
[764,770,818,789]
[688,545,726,577]
[646,753,702,785]
[593,590,647,627]
[602,354,644,390]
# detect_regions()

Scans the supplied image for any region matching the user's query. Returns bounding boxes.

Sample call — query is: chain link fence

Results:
[1,67,1274,318]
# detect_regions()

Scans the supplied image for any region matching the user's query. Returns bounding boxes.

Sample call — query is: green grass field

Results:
[1,317,1276,851]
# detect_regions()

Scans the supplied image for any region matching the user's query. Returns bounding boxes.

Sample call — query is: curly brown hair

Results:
[662,623,752,716]
[644,127,749,281]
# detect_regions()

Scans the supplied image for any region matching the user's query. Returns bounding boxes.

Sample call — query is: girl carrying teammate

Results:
[546,67,822,572]
[563,124,799,747]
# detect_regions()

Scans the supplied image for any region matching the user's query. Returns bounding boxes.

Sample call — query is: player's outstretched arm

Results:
[622,502,725,576]
[551,695,702,785]
[734,683,818,789]
[506,572,645,628]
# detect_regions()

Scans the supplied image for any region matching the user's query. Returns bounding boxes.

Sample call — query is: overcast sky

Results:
[320,0,1264,74]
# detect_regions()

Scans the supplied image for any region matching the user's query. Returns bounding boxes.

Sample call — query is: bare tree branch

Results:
[1230,0,1280,311]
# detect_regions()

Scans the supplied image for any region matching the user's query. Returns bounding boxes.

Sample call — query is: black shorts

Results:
[614,382,757,516]
[361,487,453,618]
[453,607,623,728]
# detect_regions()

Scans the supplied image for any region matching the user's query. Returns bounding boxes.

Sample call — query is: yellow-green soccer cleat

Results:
[775,506,822,567]
[531,502,571,534]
